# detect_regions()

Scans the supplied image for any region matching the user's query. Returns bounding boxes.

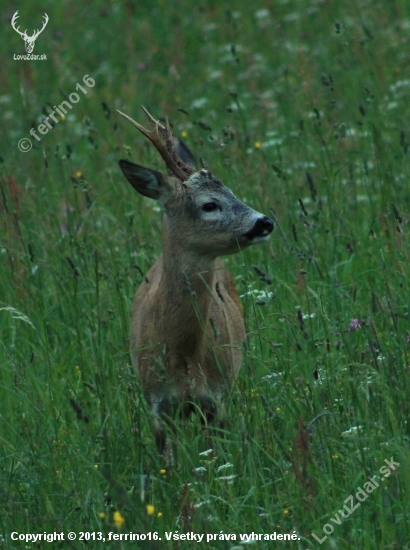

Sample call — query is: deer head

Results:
[118,108,274,258]
[11,11,49,53]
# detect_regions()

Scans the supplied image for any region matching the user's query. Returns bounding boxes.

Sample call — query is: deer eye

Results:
[202,202,218,212]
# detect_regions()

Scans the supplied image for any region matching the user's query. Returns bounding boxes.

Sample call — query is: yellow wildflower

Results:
[254,141,261,148]
[113,510,125,528]
[146,504,155,515]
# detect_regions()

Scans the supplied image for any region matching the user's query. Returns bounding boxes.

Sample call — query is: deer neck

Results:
[157,226,216,357]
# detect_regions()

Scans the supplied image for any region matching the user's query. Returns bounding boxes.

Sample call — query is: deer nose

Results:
[259,216,274,235]
[244,216,274,240]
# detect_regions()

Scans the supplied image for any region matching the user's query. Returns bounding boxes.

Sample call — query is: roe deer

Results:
[118,107,273,455]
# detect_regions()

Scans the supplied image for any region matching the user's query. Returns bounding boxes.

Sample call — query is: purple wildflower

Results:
[349,318,361,331]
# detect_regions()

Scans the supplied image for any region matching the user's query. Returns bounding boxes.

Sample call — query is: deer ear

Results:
[119,159,171,200]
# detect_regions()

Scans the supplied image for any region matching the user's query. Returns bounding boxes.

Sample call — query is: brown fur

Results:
[131,254,245,406]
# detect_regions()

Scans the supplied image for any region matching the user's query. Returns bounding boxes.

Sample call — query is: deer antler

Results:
[31,13,49,40]
[117,107,195,181]
[11,11,27,38]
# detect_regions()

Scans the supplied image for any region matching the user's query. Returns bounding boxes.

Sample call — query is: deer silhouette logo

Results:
[11,11,49,53]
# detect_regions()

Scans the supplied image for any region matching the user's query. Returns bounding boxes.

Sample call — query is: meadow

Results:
[1,0,410,548]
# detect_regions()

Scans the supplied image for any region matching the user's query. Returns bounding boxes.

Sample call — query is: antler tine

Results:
[140,105,159,129]
[31,13,49,39]
[11,11,26,37]
[117,107,195,181]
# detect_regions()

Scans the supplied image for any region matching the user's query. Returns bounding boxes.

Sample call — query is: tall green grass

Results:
[1,0,410,548]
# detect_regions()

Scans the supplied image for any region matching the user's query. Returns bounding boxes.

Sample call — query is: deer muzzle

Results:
[243,216,274,242]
